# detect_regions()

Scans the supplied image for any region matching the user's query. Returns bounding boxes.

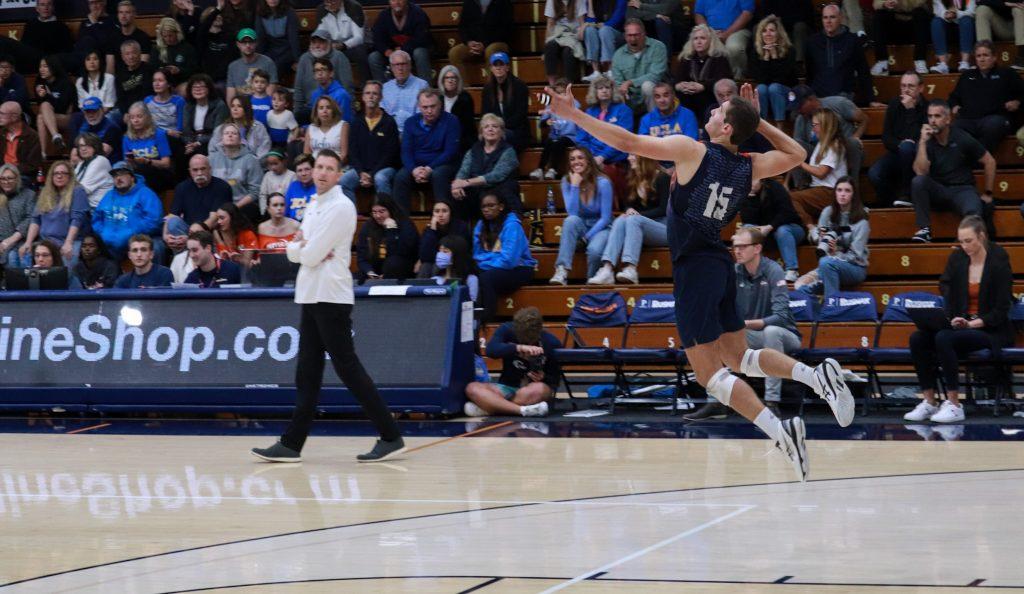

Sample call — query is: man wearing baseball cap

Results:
[75,96,121,159]
[226,28,279,104]
[293,27,355,120]
[481,52,530,151]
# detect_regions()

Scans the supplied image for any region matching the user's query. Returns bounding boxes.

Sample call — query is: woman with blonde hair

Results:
[122,102,175,192]
[549,146,613,285]
[575,74,632,199]
[18,161,89,267]
[672,24,731,119]
[451,113,520,221]
[154,16,198,91]
[748,15,798,125]
[0,164,35,267]
[790,108,849,239]
[304,95,348,161]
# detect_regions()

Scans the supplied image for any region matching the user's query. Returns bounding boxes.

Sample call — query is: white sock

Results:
[754,407,782,442]
[792,362,816,388]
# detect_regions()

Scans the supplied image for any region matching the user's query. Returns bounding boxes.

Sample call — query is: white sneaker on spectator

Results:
[914,60,929,74]
[807,227,819,244]
[544,168,558,180]
[520,401,549,417]
[587,266,615,285]
[528,168,544,180]
[892,198,913,207]
[903,400,939,422]
[930,400,965,423]
[602,70,614,81]
[463,401,488,417]
[930,61,949,74]
[785,269,799,283]
[549,265,568,285]
[615,265,639,284]
[957,61,971,72]
[582,70,603,82]
[870,60,889,76]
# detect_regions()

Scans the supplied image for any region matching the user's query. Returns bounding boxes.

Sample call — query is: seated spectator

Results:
[369,0,433,82]
[639,81,699,140]
[114,40,155,118]
[672,25,731,123]
[587,153,668,285]
[122,102,175,193]
[154,17,198,89]
[165,154,234,252]
[438,66,476,153]
[76,0,118,68]
[220,0,257,34]
[212,202,258,266]
[530,78,578,180]
[74,97,121,160]
[75,51,117,118]
[256,192,300,249]
[0,101,42,181]
[72,133,114,209]
[113,234,174,289]
[805,4,874,105]
[144,68,187,137]
[790,109,850,237]
[28,239,83,290]
[416,199,471,277]
[247,70,274,128]
[431,234,478,301]
[73,234,119,289]
[304,96,348,160]
[226,28,278,104]
[92,161,164,261]
[904,215,1014,423]
[20,0,73,74]
[869,73,927,207]
[740,177,804,282]
[451,114,521,221]
[0,164,34,267]
[0,56,30,117]
[464,306,557,417]
[575,75,632,198]
[700,78,739,128]
[624,0,680,53]
[788,85,866,192]
[267,88,299,148]
[608,19,667,110]
[254,0,300,76]
[196,7,239,87]
[184,229,243,287]
[755,0,814,62]
[380,50,428,135]
[549,147,613,285]
[393,89,460,215]
[975,0,1024,69]
[182,74,229,157]
[108,1,153,72]
[33,57,75,158]
[912,100,995,242]
[356,195,419,280]
[19,161,88,268]
[581,0,626,82]
[949,40,1024,153]
[293,27,354,120]
[259,150,295,211]
[209,123,263,222]
[799,177,870,297]
[481,53,530,152]
[316,0,365,84]
[694,0,754,78]
[869,0,931,77]
[474,193,535,321]
[284,153,316,221]
[209,95,272,158]
[342,81,400,198]
[929,0,976,73]
[308,58,353,125]
[449,0,513,78]
[748,15,798,125]
[543,0,587,85]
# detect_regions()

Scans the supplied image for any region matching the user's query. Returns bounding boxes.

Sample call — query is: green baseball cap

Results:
[236,28,257,41]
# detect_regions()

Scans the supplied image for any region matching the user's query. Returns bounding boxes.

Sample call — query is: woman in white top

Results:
[75,51,116,115]
[304,96,348,161]
[789,108,849,239]
[71,133,113,209]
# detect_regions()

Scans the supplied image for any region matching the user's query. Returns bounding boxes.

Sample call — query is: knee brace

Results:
[706,368,738,406]
[740,348,767,378]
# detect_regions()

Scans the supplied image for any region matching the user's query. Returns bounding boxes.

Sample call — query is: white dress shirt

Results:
[286,185,355,304]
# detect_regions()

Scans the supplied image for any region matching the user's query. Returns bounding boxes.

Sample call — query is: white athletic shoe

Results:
[463,401,488,417]
[870,60,889,76]
[528,168,544,180]
[549,265,568,285]
[957,61,971,72]
[903,400,940,422]
[587,266,615,285]
[914,59,929,74]
[813,358,855,427]
[582,70,603,82]
[784,269,799,283]
[775,416,809,482]
[930,400,965,423]
[544,168,558,180]
[930,61,949,74]
[520,401,549,417]
[615,265,639,284]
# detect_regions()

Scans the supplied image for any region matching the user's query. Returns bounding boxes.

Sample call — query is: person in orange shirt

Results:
[212,201,257,267]
[256,192,299,250]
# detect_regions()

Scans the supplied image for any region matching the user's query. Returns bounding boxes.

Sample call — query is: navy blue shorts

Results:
[672,255,744,347]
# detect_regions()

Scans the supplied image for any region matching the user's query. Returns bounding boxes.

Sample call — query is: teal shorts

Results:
[496,384,519,399]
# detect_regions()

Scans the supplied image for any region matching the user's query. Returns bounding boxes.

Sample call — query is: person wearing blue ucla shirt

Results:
[473,193,536,322]
[393,88,460,216]
[308,57,352,123]
[143,68,186,135]
[284,154,316,221]
[121,102,175,193]
[639,81,699,140]
[694,0,755,78]
[549,147,614,285]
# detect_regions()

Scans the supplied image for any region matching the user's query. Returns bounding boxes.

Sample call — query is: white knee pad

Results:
[740,348,767,378]
[706,368,738,406]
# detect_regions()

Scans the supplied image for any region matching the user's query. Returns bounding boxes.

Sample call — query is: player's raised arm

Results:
[739,84,807,181]
[542,85,701,165]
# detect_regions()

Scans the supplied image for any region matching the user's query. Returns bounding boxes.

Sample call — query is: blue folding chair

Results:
[787,291,817,358]
[611,293,689,413]
[801,291,878,365]
[554,291,628,401]
[866,292,943,412]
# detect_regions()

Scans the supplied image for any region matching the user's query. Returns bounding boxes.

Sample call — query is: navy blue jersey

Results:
[667,142,753,262]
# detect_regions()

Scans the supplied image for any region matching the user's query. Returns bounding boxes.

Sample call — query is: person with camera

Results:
[464,306,560,417]
[905,215,1014,423]
[799,176,870,297]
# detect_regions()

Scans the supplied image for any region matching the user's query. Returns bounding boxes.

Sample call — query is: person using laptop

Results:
[905,216,1014,423]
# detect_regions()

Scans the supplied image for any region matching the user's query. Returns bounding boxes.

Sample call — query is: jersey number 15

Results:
[702,182,733,221]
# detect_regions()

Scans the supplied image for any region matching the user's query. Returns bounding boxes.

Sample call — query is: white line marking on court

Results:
[537,504,756,594]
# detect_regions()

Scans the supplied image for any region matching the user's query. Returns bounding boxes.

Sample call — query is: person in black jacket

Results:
[448,0,513,78]
[197,7,240,86]
[739,177,804,282]
[356,195,420,280]
[438,65,476,153]
[182,74,229,157]
[19,0,74,74]
[869,72,927,206]
[33,56,75,157]
[976,0,1024,69]
[368,0,433,82]
[416,198,471,277]
[948,40,1024,153]
[755,0,814,62]
[905,216,1014,423]
[747,15,799,125]
[481,53,530,152]
[804,4,874,105]
[341,80,401,198]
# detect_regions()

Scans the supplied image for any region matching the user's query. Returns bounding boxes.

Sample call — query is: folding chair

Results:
[866,292,943,414]
[553,291,628,401]
[786,291,818,359]
[611,293,689,413]
[801,291,878,365]
[996,300,1024,415]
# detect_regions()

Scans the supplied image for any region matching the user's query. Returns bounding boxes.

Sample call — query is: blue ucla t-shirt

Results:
[251,95,272,127]
[284,179,316,222]
[123,128,172,160]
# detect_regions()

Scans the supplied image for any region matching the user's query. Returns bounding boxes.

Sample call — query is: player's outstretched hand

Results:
[739,83,760,111]
[542,84,576,118]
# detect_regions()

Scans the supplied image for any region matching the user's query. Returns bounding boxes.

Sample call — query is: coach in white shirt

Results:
[252,149,406,464]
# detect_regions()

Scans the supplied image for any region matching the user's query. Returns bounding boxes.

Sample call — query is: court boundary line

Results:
[2,466,1022,589]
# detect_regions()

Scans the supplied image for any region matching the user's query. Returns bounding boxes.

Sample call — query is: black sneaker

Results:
[251,441,302,462]
[911,228,931,243]
[683,401,729,421]
[357,437,407,463]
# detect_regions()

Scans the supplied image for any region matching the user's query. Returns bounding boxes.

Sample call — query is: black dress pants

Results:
[909,328,995,392]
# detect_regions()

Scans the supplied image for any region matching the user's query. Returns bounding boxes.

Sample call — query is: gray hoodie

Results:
[208,146,263,205]
[735,256,800,337]
[818,206,870,268]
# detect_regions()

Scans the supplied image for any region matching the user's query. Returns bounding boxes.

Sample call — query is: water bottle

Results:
[545,186,556,214]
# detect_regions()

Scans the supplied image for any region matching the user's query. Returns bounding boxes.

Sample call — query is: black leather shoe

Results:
[683,402,729,421]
